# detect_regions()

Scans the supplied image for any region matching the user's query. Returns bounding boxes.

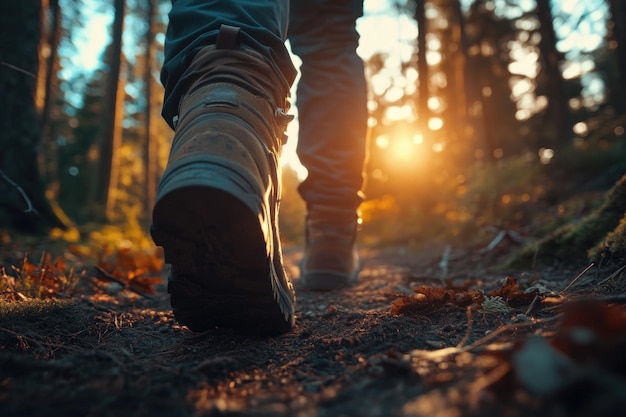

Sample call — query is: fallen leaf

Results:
[512,335,579,395]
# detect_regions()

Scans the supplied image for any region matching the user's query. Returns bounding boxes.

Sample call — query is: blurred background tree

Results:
[0,1,68,232]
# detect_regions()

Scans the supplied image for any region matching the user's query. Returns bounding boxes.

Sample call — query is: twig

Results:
[559,262,595,295]
[524,294,542,316]
[480,229,526,254]
[456,306,473,349]
[93,265,128,287]
[597,264,626,287]
[460,315,561,353]
[93,265,153,298]
[0,62,37,79]
[0,169,38,214]
[480,230,507,254]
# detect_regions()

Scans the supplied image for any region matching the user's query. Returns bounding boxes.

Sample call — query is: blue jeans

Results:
[161,0,367,211]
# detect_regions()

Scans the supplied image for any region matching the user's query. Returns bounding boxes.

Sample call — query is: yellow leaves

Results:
[49,226,81,242]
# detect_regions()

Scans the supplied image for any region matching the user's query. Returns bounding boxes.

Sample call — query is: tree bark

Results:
[39,0,62,190]
[414,0,429,135]
[536,0,570,147]
[0,1,66,232]
[450,0,468,150]
[95,0,126,220]
[143,0,158,215]
[608,0,626,112]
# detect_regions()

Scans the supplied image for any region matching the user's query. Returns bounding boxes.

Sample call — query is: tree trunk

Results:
[440,0,468,153]
[40,0,62,189]
[143,0,158,215]
[414,0,429,135]
[536,0,570,147]
[95,0,126,220]
[0,1,66,232]
[450,0,468,153]
[608,0,626,113]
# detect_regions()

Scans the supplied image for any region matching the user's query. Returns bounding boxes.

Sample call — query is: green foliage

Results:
[461,154,546,229]
[506,173,626,269]
[590,212,626,263]
[544,136,626,200]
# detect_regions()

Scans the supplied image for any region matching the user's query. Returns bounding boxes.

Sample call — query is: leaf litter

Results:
[0,243,625,416]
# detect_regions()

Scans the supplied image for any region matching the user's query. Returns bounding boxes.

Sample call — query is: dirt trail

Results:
[1,244,625,417]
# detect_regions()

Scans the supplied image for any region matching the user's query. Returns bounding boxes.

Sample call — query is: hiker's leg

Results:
[289,0,368,290]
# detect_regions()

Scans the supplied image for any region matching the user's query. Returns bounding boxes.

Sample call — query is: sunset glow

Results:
[72,0,613,184]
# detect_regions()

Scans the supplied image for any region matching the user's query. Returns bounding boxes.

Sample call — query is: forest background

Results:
[1,0,626,269]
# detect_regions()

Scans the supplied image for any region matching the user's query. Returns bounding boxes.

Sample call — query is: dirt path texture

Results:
[1,242,626,417]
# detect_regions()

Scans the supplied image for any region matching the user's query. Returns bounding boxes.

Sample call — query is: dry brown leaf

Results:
[391,285,484,315]
[488,276,537,307]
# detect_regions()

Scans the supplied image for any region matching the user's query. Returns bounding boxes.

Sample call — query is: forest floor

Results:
[1,236,626,417]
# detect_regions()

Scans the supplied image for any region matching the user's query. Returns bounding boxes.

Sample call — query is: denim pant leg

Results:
[289,0,368,212]
[160,0,297,129]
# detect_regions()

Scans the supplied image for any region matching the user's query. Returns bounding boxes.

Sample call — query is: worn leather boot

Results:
[151,26,295,335]
[299,205,361,291]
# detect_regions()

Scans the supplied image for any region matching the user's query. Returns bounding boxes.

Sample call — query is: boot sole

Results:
[151,159,295,335]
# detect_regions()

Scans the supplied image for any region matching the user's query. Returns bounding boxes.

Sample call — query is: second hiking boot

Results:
[299,205,361,291]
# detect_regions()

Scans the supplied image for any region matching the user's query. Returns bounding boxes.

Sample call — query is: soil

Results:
[1,241,626,417]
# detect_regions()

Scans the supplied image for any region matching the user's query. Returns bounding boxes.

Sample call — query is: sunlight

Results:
[508,43,539,79]
[73,7,112,72]
[426,51,442,66]
[562,60,595,80]
[428,117,443,131]
[428,96,443,112]
[538,148,555,165]
[370,72,392,95]
[573,121,588,136]
[385,105,413,122]
[391,137,416,162]
[356,1,417,61]
[511,78,533,98]
[282,110,308,181]
[560,0,577,13]
[376,135,390,149]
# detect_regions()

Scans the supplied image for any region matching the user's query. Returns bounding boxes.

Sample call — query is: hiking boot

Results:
[299,205,361,291]
[150,27,295,335]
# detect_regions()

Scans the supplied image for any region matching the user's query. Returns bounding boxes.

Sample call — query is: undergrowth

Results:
[0,212,163,302]
[359,139,626,260]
